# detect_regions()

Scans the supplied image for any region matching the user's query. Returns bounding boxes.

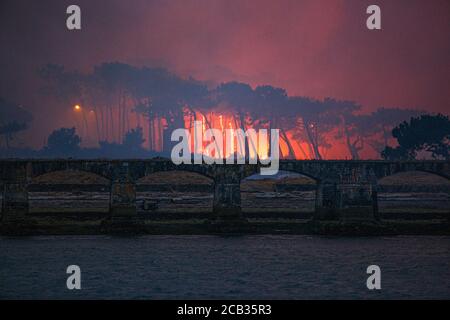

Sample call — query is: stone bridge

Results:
[0,159,449,223]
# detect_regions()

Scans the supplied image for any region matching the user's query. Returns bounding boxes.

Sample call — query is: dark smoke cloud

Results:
[0,0,449,147]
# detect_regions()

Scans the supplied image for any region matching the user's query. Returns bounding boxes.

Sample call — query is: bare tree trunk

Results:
[122,93,128,138]
[343,122,362,160]
[82,112,89,141]
[101,106,105,140]
[304,121,322,160]
[93,105,100,143]
[239,113,257,159]
[153,116,159,151]
[125,98,128,135]
[233,116,245,156]
[382,124,389,147]
[148,114,153,151]
[159,117,164,152]
[109,106,115,142]
[280,129,295,159]
[118,93,123,143]
[136,112,140,128]
[187,107,221,155]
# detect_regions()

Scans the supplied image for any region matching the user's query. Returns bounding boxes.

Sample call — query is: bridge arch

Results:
[132,162,217,182]
[238,162,322,183]
[240,170,318,218]
[29,161,113,181]
[376,170,450,219]
[135,170,214,217]
[30,169,111,185]
[27,169,111,214]
[372,162,450,182]
[377,170,450,188]
[277,162,323,182]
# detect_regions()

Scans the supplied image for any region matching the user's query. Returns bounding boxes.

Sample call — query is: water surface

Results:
[0,235,449,299]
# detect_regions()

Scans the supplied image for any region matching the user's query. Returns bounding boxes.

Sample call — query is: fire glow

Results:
[180,109,297,160]
[171,121,280,175]
[72,104,321,159]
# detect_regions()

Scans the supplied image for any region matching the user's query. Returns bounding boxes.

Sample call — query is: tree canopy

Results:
[46,127,82,156]
[0,98,33,148]
[382,114,450,160]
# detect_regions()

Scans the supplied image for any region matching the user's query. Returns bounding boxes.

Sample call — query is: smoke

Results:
[0,0,448,151]
[32,62,433,159]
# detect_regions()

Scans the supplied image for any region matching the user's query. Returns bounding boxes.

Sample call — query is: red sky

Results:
[0,0,449,148]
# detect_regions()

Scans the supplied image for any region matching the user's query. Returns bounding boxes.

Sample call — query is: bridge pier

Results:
[336,183,378,221]
[315,183,339,220]
[315,182,378,221]
[0,159,447,231]
[104,162,143,232]
[2,183,29,224]
[103,180,144,232]
[212,182,242,220]
[110,181,137,216]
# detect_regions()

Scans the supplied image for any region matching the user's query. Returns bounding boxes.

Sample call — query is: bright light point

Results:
[74,104,81,111]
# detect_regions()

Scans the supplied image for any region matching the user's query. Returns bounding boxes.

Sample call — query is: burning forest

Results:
[2,61,428,160]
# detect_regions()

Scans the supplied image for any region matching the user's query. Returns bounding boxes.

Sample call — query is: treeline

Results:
[1,62,448,160]
[0,97,33,149]
[1,115,449,160]
[37,62,427,159]
[0,126,152,159]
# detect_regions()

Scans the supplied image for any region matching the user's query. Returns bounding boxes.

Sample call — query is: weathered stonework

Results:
[336,183,377,221]
[110,182,136,217]
[213,183,242,219]
[315,183,338,220]
[2,183,29,223]
[1,159,449,225]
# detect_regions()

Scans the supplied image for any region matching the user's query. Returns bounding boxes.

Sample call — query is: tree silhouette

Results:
[365,107,424,154]
[46,127,81,156]
[0,121,28,148]
[0,98,33,148]
[289,97,341,159]
[123,127,145,151]
[382,114,450,160]
[36,61,450,160]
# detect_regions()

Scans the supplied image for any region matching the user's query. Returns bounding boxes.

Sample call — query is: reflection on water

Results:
[0,235,449,299]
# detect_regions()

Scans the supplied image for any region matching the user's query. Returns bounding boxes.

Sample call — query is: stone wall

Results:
[0,159,448,223]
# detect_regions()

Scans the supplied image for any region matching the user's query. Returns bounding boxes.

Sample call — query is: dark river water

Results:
[0,235,449,299]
